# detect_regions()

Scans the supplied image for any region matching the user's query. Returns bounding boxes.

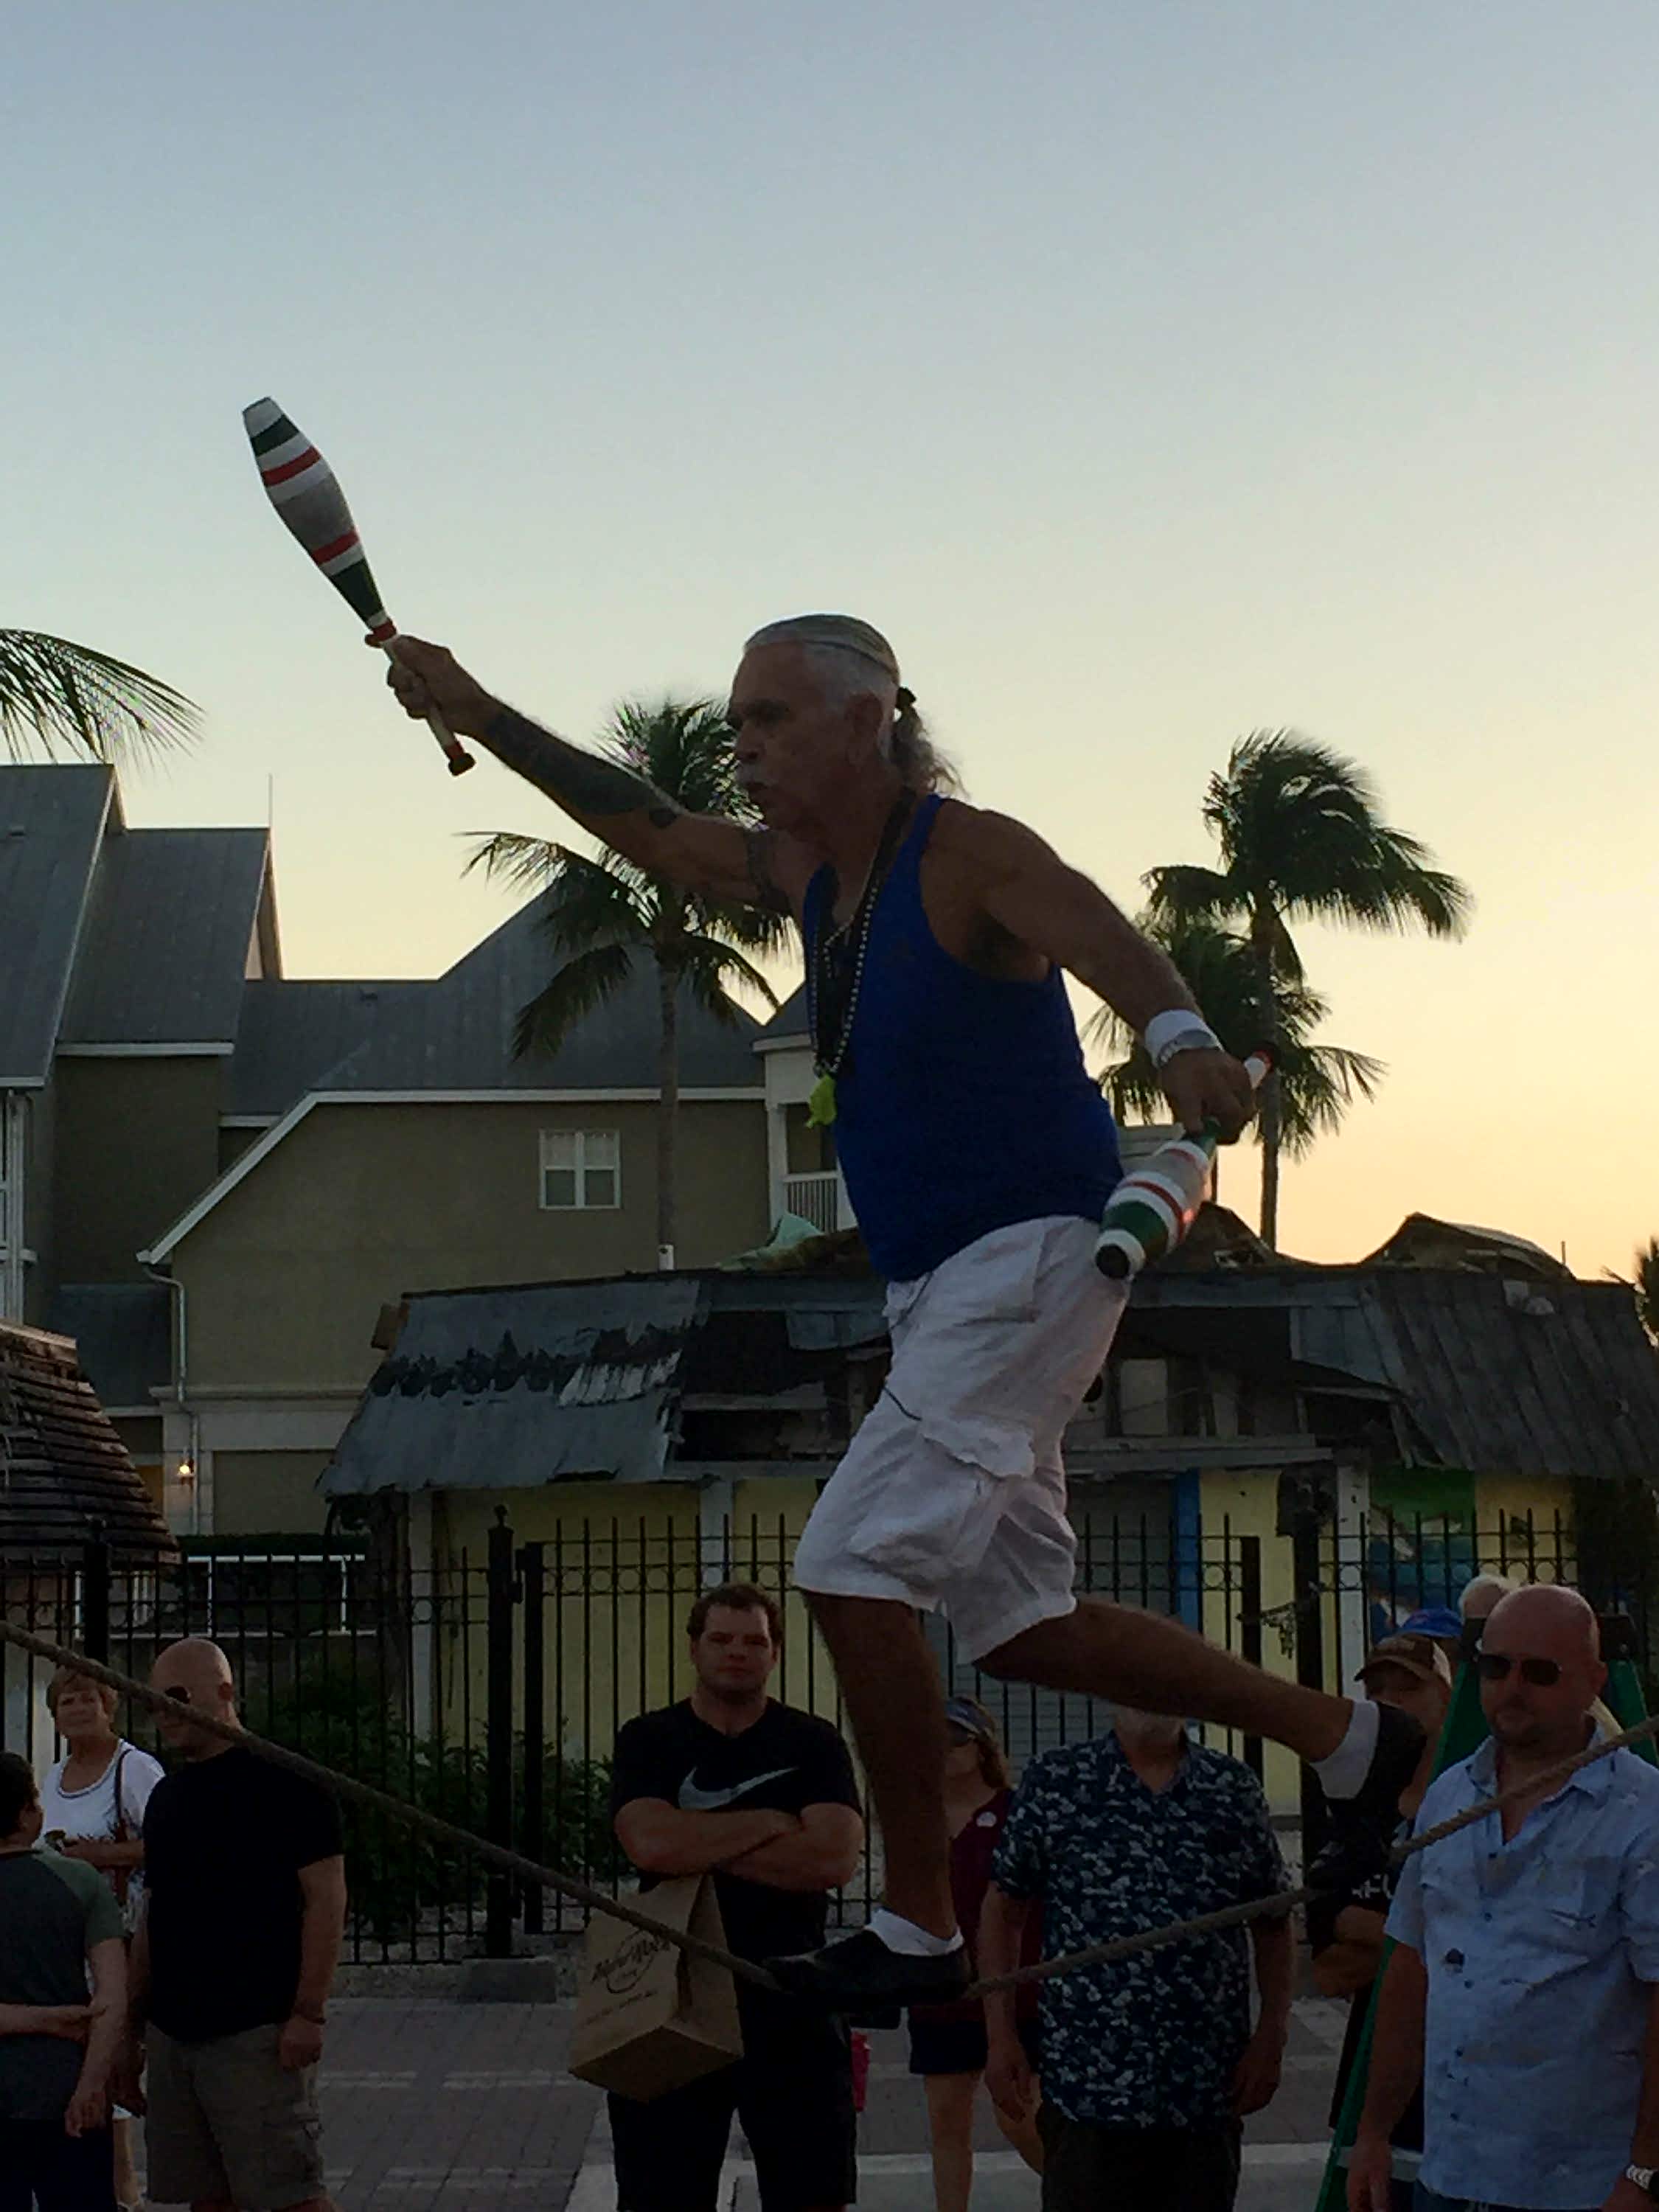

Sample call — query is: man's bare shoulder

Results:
[923,798,1057,880]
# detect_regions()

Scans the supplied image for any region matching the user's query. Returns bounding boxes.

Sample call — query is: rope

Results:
[967,1703,1659,1997]
[0,1621,778,1991]
[9,1621,1655,2007]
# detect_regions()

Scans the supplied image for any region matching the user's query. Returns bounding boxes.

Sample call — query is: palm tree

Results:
[466,698,789,1267]
[1144,731,1470,1244]
[1086,916,1384,1222]
[1,630,198,760]
[1630,1237,1659,1341]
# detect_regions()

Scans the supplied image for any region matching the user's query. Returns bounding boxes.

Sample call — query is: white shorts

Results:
[792,1215,1128,1662]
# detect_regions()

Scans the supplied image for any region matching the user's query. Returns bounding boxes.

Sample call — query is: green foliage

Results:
[263,1666,622,1940]
[0,630,198,762]
[1087,914,1384,1159]
[1141,730,1470,1239]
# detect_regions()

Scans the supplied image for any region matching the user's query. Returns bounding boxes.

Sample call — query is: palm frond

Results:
[678,935,782,1024]
[510,942,636,1060]
[1141,863,1244,926]
[0,630,199,762]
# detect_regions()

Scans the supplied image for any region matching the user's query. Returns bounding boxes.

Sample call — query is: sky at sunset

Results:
[4,2,1655,1279]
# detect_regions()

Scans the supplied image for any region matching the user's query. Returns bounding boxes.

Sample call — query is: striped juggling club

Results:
[243,398,474,776]
[1094,1051,1272,1280]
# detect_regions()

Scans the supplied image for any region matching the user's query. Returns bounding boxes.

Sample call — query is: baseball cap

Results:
[944,1697,996,1742]
[1357,1632,1454,1690]
[1397,1606,1463,1641]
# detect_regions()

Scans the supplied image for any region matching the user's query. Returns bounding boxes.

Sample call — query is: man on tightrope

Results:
[383,613,1423,2011]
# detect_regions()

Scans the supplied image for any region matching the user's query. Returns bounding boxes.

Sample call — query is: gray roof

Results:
[323,897,765,1093]
[229,980,427,1116]
[1128,1267,1659,1483]
[0,765,113,1082]
[322,1270,888,1497]
[44,1283,172,1411]
[324,1276,708,1494]
[0,1322,175,1557]
[756,985,808,1043]
[59,827,270,1047]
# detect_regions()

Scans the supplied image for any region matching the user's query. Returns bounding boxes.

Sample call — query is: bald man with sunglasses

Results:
[1351,1585,1659,2212]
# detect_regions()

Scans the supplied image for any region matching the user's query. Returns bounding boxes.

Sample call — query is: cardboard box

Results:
[568,1876,745,2102]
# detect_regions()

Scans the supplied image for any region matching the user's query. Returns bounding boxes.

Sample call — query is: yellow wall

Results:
[1199,1469,1305,1814]
[1472,1475,1575,1577]
[176,1097,769,1394]
[423,1475,848,1761]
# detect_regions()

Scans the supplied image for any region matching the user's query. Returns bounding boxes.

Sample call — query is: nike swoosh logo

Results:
[678,1766,797,1812]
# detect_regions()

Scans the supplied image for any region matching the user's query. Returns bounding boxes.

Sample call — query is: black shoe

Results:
[765,1928,970,2011]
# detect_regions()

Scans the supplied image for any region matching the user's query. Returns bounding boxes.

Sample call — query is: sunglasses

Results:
[1476,1652,1562,1687]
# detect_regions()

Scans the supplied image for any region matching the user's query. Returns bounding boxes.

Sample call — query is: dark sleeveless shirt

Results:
[801,794,1121,1280]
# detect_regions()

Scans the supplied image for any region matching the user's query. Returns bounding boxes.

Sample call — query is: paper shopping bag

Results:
[568,1875,744,2102]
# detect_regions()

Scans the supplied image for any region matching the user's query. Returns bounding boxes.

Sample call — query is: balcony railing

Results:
[782,1170,852,1234]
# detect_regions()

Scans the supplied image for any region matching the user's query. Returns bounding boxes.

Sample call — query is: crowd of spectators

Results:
[4,1568,1654,2212]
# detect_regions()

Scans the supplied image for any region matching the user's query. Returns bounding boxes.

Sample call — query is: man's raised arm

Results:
[380,638,804,914]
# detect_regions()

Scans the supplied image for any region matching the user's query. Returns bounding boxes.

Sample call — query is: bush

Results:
[263,1667,621,1938]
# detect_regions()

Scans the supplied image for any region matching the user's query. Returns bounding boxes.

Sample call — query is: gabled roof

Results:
[229,979,427,1117]
[322,897,765,1093]
[0,765,115,1083]
[754,984,808,1047]
[59,826,271,1048]
[0,1322,175,1557]
[145,894,768,1261]
[44,1283,173,1413]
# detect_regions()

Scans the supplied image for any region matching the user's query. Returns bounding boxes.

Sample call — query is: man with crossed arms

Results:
[385,612,1420,2011]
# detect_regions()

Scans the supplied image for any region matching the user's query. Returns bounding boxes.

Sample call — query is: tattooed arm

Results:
[379,636,807,914]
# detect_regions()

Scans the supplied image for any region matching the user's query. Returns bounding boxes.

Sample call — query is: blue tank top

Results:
[802,794,1123,1281]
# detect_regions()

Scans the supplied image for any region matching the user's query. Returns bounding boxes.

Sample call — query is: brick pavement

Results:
[129,1991,1351,2209]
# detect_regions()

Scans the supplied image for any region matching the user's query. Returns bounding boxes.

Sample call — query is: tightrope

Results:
[8,1620,1657,2004]
[0,1621,777,1989]
[970,1701,1659,1996]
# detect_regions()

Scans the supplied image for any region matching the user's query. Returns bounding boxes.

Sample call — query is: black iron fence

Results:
[1,1506,1646,1961]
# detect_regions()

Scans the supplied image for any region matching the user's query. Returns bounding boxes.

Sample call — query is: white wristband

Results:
[1143,1010,1220,1068]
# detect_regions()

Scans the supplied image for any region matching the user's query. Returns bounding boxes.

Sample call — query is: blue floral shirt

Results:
[991,1731,1287,2126]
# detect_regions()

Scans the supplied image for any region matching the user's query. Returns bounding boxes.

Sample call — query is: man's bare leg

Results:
[807,1591,1352,1941]
[808,1593,956,1935]
[980,1597,1353,1754]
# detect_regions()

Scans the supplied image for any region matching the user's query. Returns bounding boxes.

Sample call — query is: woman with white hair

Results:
[39,1665,164,2211]
[1458,1572,1517,1621]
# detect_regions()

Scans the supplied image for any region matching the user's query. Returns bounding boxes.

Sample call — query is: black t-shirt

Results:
[1307,1812,1422,2149]
[142,1745,343,2042]
[610,1700,861,1962]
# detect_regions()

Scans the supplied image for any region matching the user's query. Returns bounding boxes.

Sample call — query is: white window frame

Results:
[538,1127,622,1211]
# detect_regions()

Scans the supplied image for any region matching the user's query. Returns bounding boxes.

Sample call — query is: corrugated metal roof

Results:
[322,896,765,1092]
[0,765,113,1082]
[44,1284,172,1411]
[228,980,426,1116]
[0,1324,175,1557]
[59,827,270,1046]
[1134,1267,1659,1483]
[323,1277,710,1495]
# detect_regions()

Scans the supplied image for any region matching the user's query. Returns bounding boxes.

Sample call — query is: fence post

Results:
[82,1531,111,1663]
[1239,1535,1264,1781]
[1279,1471,1330,1865]
[519,1542,546,1935]
[485,1509,517,1958]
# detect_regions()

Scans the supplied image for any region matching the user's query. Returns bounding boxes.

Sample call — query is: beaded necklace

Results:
[804,794,915,1127]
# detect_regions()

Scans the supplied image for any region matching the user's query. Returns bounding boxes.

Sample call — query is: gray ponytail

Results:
[889,685,959,795]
